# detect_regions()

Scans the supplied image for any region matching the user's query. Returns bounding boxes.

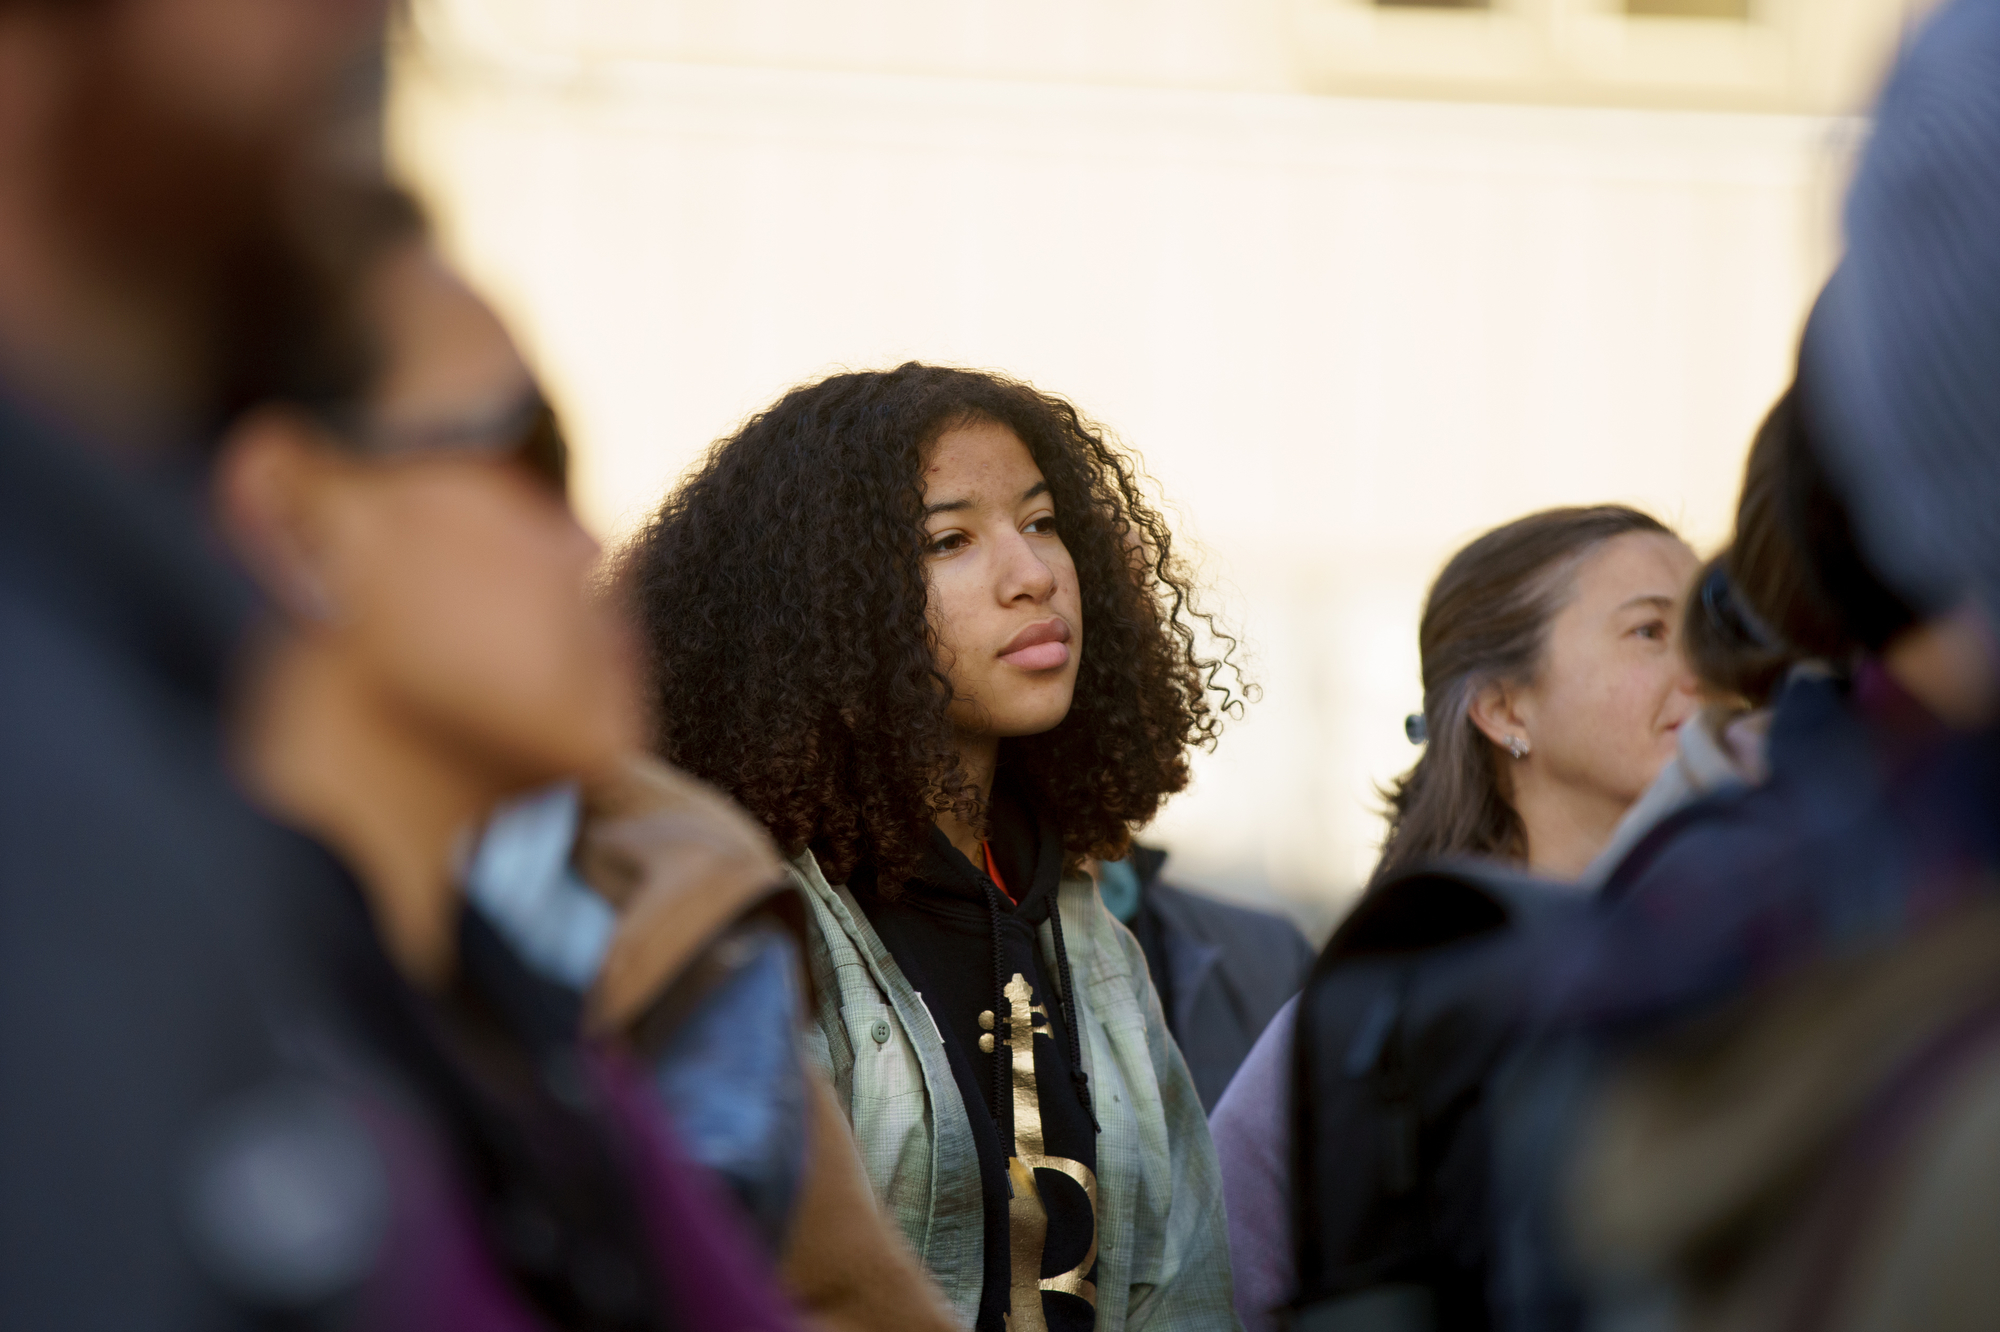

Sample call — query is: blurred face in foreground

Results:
[308,245,638,784]
[221,242,640,979]
[1472,531,1702,877]
[18,0,383,251]
[922,417,1085,757]
[0,0,387,434]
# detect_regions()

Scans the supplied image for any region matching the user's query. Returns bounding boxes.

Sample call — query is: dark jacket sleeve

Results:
[1142,884,1315,1110]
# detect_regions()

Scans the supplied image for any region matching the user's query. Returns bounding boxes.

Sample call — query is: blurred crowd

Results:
[4,1,2000,1330]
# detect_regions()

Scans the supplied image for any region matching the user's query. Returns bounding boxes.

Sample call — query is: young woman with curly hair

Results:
[621,363,1246,1332]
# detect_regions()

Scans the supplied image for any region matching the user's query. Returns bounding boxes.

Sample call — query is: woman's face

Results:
[921,418,1084,742]
[1507,531,1703,809]
[249,246,641,789]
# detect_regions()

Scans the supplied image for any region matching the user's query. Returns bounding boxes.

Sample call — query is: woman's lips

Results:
[999,618,1073,671]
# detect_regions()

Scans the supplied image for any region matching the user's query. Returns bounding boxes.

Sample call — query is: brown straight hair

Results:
[1371,505,1674,888]
[1683,383,1922,708]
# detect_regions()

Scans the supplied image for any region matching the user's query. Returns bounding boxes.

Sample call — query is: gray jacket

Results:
[788,849,1243,1331]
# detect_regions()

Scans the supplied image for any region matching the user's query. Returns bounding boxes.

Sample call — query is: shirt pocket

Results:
[837,996,934,1215]
[840,996,925,1108]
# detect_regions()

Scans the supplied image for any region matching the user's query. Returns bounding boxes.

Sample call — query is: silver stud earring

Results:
[1506,735,1529,760]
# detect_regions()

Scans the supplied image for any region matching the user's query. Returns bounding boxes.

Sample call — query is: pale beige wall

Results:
[1289,0,1923,113]
[392,2,1883,924]
[408,0,1924,110]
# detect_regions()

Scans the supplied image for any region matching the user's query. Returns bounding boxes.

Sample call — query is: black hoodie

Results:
[851,775,1099,1332]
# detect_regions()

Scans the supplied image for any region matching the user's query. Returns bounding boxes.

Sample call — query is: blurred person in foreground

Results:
[0,0,394,1321]
[214,191,801,1329]
[620,364,1248,1332]
[1501,7,2000,1323]
[466,760,965,1332]
[1209,506,1700,1332]
[1092,847,1312,1112]
[1485,343,1924,1331]
[1573,375,1919,888]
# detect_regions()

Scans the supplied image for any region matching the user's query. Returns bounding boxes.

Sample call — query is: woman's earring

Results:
[1506,735,1529,760]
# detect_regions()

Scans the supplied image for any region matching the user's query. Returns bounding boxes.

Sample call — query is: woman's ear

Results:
[213,407,343,624]
[1467,678,1527,753]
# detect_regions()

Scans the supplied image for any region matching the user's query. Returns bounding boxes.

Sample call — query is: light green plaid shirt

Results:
[788,851,1243,1331]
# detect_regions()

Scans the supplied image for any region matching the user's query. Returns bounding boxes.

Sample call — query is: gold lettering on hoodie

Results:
[991,973,1098,1332]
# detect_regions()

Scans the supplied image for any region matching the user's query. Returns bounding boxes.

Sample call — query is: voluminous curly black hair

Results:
[620,362,1246,890]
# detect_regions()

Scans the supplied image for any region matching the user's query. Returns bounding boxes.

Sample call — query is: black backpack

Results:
[1289,864,1585,1332]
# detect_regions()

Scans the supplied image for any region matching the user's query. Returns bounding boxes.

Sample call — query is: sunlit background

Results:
[390,0,1931,935]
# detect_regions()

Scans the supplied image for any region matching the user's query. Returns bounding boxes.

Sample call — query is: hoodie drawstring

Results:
[1047,903,1101,1135]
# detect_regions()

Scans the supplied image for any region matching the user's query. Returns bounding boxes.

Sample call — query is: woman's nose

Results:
[1001,534,1056,603]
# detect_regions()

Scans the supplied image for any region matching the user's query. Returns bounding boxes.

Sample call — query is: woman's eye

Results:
[1634,620,1667,642]
[926,532,967,556]
[1024,515,1059,535]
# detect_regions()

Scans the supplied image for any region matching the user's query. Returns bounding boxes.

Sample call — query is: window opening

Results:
[1625,0,1751,17]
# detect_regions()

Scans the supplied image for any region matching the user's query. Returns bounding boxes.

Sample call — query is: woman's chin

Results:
[991,695,1078,740]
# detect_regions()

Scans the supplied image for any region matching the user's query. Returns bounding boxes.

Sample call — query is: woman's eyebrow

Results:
[1616,594,1676,613]
[924,481,1048,518]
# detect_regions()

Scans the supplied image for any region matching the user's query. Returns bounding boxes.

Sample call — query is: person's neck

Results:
[1508,768,1631,882]
[934,730,999,866]
[1884,604,2000,729]
[0,178,206,452]
[238,634,504,989]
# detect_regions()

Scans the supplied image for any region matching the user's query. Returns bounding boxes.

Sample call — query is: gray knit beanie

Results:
[1807,0,2000,617]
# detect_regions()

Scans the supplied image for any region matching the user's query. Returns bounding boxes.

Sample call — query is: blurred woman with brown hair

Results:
[1677,381,1917,718]
[1212,504,1701,1332]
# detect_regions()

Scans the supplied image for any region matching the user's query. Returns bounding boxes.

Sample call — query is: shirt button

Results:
[871,1019,892,1045]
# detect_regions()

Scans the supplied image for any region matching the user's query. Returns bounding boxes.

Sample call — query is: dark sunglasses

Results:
[316,392,570,499]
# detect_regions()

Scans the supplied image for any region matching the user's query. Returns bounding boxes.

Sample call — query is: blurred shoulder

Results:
[1147,881,1312,960]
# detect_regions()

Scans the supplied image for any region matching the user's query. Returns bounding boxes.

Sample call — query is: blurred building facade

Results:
[391,0,1924,933]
